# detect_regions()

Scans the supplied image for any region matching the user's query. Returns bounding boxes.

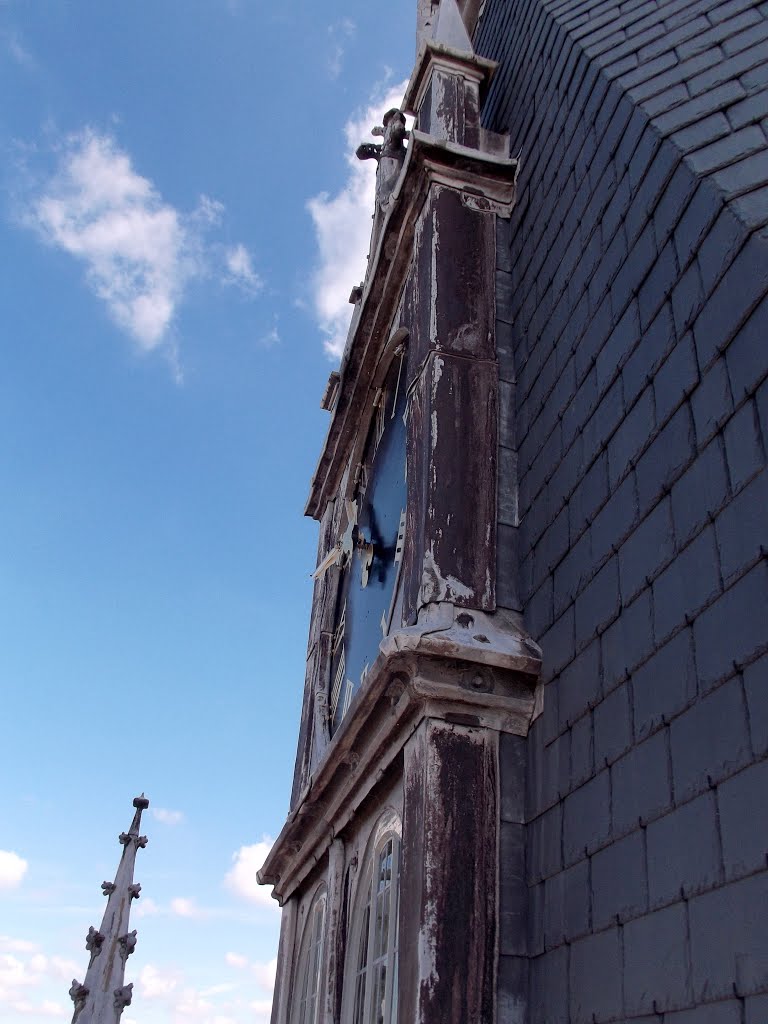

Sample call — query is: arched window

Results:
[291,887,327,1024]
[350,833,400,1024]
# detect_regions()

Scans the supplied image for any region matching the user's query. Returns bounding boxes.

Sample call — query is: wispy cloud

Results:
[306,79,409,359]
[0,851,28,890]
[138,963,182,1000]
[1,30,37,71]
[17,128,263,362]
[0,944,76,1020]
[223,838,275,908]
[151,807,185,826]
[139,957,274,1023]
[224,243,262,295]
[0,938,38,955]
[327,18,356,79]
[258,319,281,349]
[170,896,203,919]
[134,896,160,918]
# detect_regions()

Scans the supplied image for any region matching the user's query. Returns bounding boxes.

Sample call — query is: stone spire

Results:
[69,795,149,1024]
[432,0,473,52]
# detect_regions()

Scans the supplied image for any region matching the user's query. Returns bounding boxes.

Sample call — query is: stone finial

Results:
[85,927,104,954]
[118,931,137,959]
[114,983,133,1012]
[69,980,88,1004]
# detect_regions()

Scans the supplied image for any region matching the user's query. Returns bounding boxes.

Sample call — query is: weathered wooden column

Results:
[390,6,532,1020]
[400,718,498,1021]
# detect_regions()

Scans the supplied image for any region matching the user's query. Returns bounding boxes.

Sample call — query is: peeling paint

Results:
[421,546,477,605]
[429,208,439,348]
[444,574,475,600]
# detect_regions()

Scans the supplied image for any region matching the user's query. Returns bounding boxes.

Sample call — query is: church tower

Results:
[259,1,538,1019]
[261,0,768,1018]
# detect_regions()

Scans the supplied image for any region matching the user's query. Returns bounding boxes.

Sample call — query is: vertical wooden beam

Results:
[322,839,346,1024]
[400,718,499,1023]
[270,898,297,1024]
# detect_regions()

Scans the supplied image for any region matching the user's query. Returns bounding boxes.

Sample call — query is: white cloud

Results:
[0,953,37,989]
[0,938,38,955]
[224,243,262,295]
[223,839,275,908]
[199,983,236,998]
[138,963,182,1000]
[2,31,36,71]
[306,80,409,359]
[135,896,160,918]
[249,999,273,1024]
[20,129,262,360]
[152,807,185,826]
[174,987,214,1018]
[225,952,248,969]
[48,957,78,980]
[327,18,356,79]
[170,897,203,919]
[252,959,277,993]
[26,129,192,350]
[136,960,276,1024]
[3,998,65,1018]
[258,322,281,349]
[0,850,28,890]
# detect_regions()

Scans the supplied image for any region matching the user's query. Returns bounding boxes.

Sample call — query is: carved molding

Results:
[258,607,539,904]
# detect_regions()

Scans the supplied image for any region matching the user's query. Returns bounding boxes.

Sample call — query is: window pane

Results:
[294,895,325,1024]
[350,835,400,1024]
[352,902,371,1024]
[369,963,387,1024]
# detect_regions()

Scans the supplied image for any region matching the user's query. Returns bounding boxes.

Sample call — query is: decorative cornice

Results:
[258,604,539,904]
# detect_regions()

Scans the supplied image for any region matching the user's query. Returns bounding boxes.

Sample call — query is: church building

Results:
[259,0,768,1021]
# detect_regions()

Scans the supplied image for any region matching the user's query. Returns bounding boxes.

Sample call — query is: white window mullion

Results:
[382,839,400,1024]
[362,869,378,1024]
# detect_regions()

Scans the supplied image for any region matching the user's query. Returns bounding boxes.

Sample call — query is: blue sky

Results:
[0,3,414,1021]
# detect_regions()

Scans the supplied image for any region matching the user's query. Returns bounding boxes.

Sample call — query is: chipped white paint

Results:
[432,353,444,398]
[421,546,475,605]
[483,567,493,607]
[444,573,475,600]
[431,409,439,450]
[430,207,440,348]
[433,73,458,147]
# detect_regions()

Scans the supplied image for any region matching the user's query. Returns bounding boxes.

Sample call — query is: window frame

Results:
[344,813,402,1024]
[290,884,327,1024]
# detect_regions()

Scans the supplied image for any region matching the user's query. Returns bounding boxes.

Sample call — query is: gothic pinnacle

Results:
[69,796,149,1024]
